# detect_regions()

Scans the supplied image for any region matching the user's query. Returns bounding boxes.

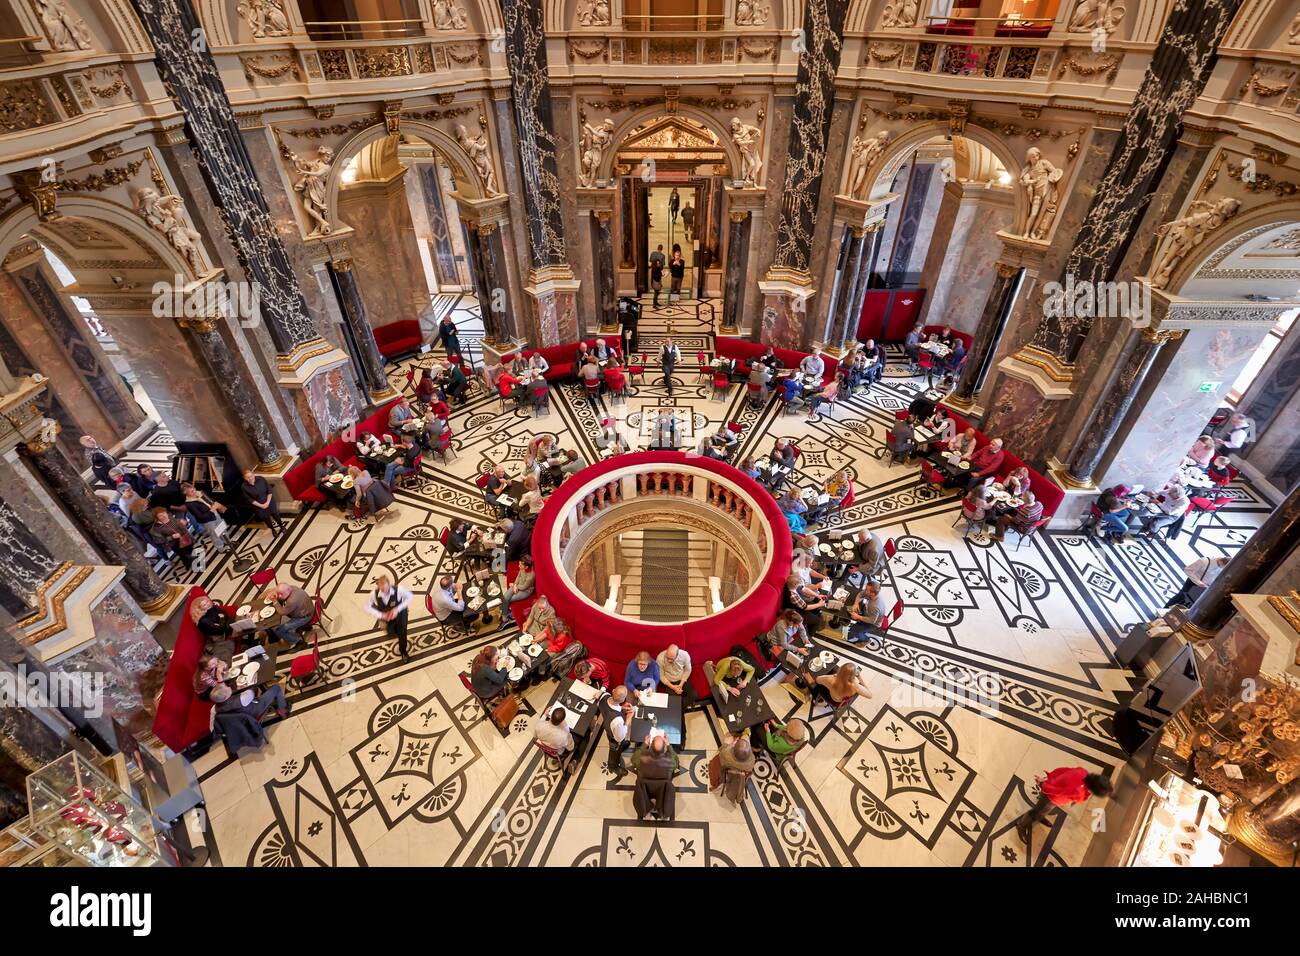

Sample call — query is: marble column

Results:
[462,219,521,354]
[0,492,61,618]
[593,211,617,333]
[1061,327,1182,486]
[499,0,579,343]
[982,0,1246,458]
[950,263,1025,409]
[1186,483,1300,639]
[327,258,393,401]
[178,316,285,466]
[416,163,461,290]
[17,438,171,611]
[821,227,865,355]
[721,211,752,335]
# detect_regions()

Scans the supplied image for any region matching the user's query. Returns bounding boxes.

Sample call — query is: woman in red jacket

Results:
[1015,766,1113,844]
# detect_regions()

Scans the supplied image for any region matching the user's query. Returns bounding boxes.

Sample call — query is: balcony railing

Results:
[302,19,425,41]
[567,31,781,66]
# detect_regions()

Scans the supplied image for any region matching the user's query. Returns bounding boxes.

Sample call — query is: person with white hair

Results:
[632,732,678,820]
[715,735,755,806]
[592,338,613,362]
[268,582,314,647]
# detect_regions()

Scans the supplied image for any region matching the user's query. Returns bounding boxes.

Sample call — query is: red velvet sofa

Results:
[500,340,624,383]
[529,451,791,696]
[940,410,1065,518]
[153,586,219,753]
[714,336,838,388]
[283,398,403,504]
[922,324,974,352]
[373,320,423,360]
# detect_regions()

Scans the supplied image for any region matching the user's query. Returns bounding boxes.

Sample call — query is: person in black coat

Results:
[499,517,532,564]
[240,469,285,535]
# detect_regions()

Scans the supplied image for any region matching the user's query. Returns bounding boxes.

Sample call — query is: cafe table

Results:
[628,690,684,746]
[717,683,777,735]
[225,644,280,690]
[496,628,551,689]
[545,679,601,739]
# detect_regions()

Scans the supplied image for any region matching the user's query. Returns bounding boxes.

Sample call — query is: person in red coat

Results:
[1015,766,1113,844]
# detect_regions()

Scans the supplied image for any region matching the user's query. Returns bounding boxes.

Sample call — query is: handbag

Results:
[490,693,519,729]
[707,753,721,791]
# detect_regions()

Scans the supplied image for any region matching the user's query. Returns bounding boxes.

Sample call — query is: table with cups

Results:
[492,628,550,689]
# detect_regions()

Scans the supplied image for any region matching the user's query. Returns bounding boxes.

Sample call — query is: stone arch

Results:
[865,120,1026,231]
[598,105,745,184]
[323,119,490,230]
[1167,197,1300,299]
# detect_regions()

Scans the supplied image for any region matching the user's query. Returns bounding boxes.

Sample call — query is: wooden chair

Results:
[1004,516,1049,551]
[289,629,323,689]
[459,671,516,737]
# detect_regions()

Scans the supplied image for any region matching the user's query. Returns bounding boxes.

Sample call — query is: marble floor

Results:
[154,297,1270,867]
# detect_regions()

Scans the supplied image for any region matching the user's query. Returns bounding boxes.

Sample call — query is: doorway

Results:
[645,184,699,300]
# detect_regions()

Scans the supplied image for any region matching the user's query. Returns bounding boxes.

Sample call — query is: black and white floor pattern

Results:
[160,303,1267,868]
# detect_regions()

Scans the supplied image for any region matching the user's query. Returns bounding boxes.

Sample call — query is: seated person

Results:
[500,555,535,619]
[522,594,557,636]
[445,518,472,553]
[625,651,661,696]
[429,575,467,624]
[210,682,289,741]
[1095,485,1136,539]
[603,360,627,396]
[497,369,524,401]
[738,457,763,481]
[756,718,807,758]
[946,427,978,462]
[759,608,812,663]
[191,651,229,700]
[383,435,421,488]
[314,454,348,499]
[268,583,315,647]
[657,645,693,705]
[961,485,991,532]
[844,351,869,392]
[1187,435,1216,469]
[786,571,827,613]
[778,488,808,520]
[445,362,469,405]
[778,374,803,407]
[906,393,936,420]
[571,657,609,689]
[937,326,956,348]
[854,529,887,579]
[860,339,884,384]
[595,418,630,454]
[592,338,614,362]
[890,417,916,462]
[713,655,755,700]
[631,734,678,821]
[527,352,549,376]
[415,368,437,405]
[1003,465,1032,498]
[758,347,783,371]
[558,449,588,478]
[469,645,508,698]
[535,706,580,770]
[903,322,924,365]
[766,438,797,492]
[992,489,1044,542]
[813,663,873,707]
[484,465,509,509]
[1207,455,1233,484]
[715,737,756,804]
[950,437,1004,490]
[192,596,235,643]
[945,341,967,375]
[579,357,603,399]
[516,475,546,518]
[921,408,957,450]
[748,363,773,401]
[388,398,416,431]
[1139,485,1189,537]
[847,582,888,644]
[799,348,826,380]
[823,469,853,511]
[806,377,840,423]
[708,425,738,457]
[528,377,550,410]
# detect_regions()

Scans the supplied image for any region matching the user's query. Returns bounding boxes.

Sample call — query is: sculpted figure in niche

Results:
[880,0,920,29]
[289,145,334,235]
[1150,197,1242,290]
[730,117,764,187]
[1289,12,1300,45]
[1018,147,1064,241]
[846,130,892,199]
[579,118,616,188]
[32,0,93,51]
[432,0,469,30]
[734,0,770,26]
[238,0,291,38]
[1067,0,1125,34]
[577,0,612,26]
[456,124,500,196]
[135,187,203,274]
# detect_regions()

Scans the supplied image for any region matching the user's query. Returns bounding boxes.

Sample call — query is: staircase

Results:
[617,529,714,621]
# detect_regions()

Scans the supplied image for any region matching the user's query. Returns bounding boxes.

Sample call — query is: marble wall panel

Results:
[338,175,430,331]
[932,193,1015,336]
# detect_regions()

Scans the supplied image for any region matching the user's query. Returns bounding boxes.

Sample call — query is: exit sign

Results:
[1198,382,1222,393]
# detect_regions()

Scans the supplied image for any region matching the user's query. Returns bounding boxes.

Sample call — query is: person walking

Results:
[1015,766,1113,844]
[668,248,686,302]
[660,337,680,397]
[649,244,665,307]
[366,574,414,660]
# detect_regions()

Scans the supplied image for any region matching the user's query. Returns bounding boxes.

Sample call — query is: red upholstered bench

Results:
[153,586,218,754]
[922,325,974,352]
[715,336,837,387]
[373,320,423,360]
[520,340,623,383]
[283,398,403,504]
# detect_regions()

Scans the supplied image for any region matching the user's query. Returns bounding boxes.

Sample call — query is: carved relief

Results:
[1289,12,1300,45]
[730,116,763,186]
[0,80,59,132]
[237,0,290,39]
[455,122,499,195]
[134,187,203,273]
[1017,146,1064,240]
[845,130,891,199]
[287,145,333,235]
[31,0,93,51]
[880,0,920,29]
[432,0,469,30]
[1067,0,1125,35]
[1150,197,1242,289]
[734,0,770,26]
[576,0,612,27]
[579,117,616,187]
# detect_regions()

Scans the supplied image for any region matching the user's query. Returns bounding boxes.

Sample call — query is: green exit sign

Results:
[1198,382,1221,393]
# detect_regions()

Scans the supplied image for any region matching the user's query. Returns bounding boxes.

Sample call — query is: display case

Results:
[25,752,169,867]
[1124,772,1230,867]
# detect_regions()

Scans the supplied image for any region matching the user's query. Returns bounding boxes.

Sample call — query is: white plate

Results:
[466,587,480,598]
[497,655,515,671]
[259,606,276,620]
[508,667,524,682]
[507,642,522,657]
[528,644,542,657]
[820,651,835,663]
[236,604,252,617]
[518,633,534,646]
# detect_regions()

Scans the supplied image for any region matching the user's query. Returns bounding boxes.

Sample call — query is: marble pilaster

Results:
[0,491,60,617]
[416,162,462,290]
[949,262,1027,412]
[720,211,752,335]
[456,192,523,358]
[820,227,865,356]
[326,256,394,401]
[593,211,617,333]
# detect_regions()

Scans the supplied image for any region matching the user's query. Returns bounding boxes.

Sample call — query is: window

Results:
[1227,308,1297,405]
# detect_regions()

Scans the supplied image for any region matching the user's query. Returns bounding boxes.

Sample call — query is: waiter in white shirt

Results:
[660,338,681,396]
[1164,555,1230,609]
[366,574,414,660]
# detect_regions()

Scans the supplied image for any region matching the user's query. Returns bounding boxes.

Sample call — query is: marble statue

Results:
[1017,147,1064,241]
[1067,0,1125,34]
[432,0,469,30]
[1289,12,1300,44]
[730,117,764,187]
[1150,197,1242,289]
[880,0,920,29]
[456,124,499,195]
[734,0,770,26]
[579,118,616,188]
[32,0,93,51]
[135,187,203,274]
[846,130,892,199]
[238,0,291,38]
[289,145,334,235]
[577,0,612,27]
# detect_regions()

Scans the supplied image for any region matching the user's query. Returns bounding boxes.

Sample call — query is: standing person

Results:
[603,686,635,777]
[680,202,694,240]
[668,186,681,224]
[148,509,196,571]
[649,244,666,307]
[240,468,285,535]
[1014,767,1113,844]
[81,436,117,489]
[438,315,461,359]
[668,248,686,302]
[1164,555,1230,608]
[366,574,413,660]
[660,337,681,396]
